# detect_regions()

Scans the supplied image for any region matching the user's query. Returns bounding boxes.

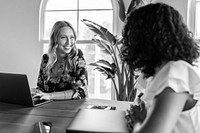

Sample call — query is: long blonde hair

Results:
[46,21,78,77]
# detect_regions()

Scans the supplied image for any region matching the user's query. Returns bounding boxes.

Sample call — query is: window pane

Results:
[79,0,112,9]
[46,0,77,10]
[44,11,77,40]
[78,10,113,40]
[100,74,112,99]
[196,2,200,39]
[43,43,49,54]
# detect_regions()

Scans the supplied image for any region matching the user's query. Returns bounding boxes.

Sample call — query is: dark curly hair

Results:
[121,3,200,78]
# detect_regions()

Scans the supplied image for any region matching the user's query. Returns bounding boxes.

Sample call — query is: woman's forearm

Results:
[49,90,74,100]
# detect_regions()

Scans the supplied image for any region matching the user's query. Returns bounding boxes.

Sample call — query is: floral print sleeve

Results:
[72,49,88,99]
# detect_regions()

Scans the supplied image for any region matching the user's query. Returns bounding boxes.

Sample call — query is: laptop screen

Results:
[0,72,35,106]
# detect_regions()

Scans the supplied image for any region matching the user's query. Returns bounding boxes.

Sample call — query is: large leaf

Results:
[115,36,123,46]
[90,61,115,73]
[117,0,126,22]
[127,0,136,14]
[82,19,116,45]
[127,0,146,15]
[92,38,113,55]
[90,60,116,77]
[90,63,115,79]
[94,60,116,70]
[94,67,115,79]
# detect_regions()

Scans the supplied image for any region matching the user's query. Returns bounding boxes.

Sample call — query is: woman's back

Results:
[142,60,200,133]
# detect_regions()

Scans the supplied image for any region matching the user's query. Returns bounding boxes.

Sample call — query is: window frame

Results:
[195,0,200,39]
[187,0,200,40]
[39,0,118,42]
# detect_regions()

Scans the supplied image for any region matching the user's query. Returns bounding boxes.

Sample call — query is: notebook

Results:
[66,108,129,133]
[0,72,52,107]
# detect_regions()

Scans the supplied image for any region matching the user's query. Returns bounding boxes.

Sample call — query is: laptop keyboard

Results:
[33,97,48,105]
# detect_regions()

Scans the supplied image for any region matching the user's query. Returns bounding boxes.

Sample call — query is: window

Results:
[195,0,200,39]
[189,0,200,66]
[39,0,116,99]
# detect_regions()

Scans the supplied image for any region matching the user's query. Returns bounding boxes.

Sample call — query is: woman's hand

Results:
[125,100,147,133]
[33,90,52,100]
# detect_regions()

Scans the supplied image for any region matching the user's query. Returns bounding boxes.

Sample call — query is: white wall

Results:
[0,0,42,88]
[152,0,188,24]
[0,0,189,88]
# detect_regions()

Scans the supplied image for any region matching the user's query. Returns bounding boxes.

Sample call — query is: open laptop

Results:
[0,72,52,107]
[66,108,129,133]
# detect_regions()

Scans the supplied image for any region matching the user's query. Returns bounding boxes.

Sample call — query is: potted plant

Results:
[82,0,148,101]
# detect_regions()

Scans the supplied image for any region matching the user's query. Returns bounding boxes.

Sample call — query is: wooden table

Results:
[0,98,132,133]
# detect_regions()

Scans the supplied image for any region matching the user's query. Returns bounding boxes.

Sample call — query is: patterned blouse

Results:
[37,49,88,99]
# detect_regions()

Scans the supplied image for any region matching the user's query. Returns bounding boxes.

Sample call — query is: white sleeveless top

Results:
[138,60,200,133]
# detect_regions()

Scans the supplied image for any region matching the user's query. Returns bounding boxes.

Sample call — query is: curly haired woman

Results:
[121,3,200,133]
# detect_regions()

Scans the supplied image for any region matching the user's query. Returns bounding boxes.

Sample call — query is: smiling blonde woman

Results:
[35,21,88,100]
